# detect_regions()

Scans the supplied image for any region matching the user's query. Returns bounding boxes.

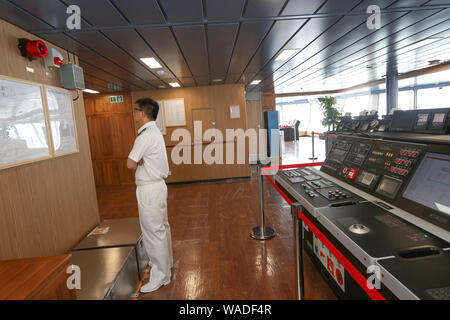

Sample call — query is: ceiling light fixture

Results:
[250,80,261,85]
[212,79,223,82]
[169,82,181,88]
[428,59,441,65]
[140,57,162,69]
[83,89,100,94]
[275,49,298,62]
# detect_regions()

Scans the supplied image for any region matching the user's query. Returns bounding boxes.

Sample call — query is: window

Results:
[417,86,450,109]
[276,96,327,132]
[398,90,414,110]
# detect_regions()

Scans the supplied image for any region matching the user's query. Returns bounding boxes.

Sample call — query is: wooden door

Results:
[85,92,135,187]
[246,100,262,155]
[192,108,216,142]
[245,100,261,131]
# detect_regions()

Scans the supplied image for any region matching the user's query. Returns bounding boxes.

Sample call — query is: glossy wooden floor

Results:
[97,153,336,300]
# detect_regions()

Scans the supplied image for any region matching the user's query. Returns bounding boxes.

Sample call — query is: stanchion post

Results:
[291,203,304,300]
[309,131,318,161]
[251,161,276,240]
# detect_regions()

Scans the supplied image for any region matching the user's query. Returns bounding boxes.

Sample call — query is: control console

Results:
[321,135,426,203]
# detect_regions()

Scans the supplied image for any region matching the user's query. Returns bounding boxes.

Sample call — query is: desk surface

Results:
[72,218,142,250]
[0,254,73,300]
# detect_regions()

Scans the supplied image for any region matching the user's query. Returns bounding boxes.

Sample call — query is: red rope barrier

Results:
[312,131,338,139]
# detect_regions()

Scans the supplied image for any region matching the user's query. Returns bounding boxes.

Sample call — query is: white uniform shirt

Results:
[128,121,169,184]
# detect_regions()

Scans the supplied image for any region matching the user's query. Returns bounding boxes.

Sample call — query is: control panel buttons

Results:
[320,187,351,200]
[400,149,420,158]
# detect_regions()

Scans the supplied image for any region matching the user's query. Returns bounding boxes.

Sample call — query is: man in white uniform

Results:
[127,98,173,293]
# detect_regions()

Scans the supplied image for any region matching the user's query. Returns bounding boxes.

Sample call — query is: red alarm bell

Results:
[18,38,48,61]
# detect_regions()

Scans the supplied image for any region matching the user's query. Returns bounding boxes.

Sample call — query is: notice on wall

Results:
[45,88,78,155]
[156,100,166,135]
[230,105,240,119]
[0,78,51,168]
[164,98,186,127]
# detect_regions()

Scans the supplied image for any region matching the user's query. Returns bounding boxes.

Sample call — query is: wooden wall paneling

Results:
[262,92,276,111]
[0,19,99,260]
[132,84,250,183]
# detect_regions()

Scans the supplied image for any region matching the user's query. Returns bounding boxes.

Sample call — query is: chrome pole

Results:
[251,161,276,240]
[292,203,304,300]
[309,131,318,160]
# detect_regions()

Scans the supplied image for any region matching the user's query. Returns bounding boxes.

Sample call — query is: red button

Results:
[327,257,335,276]
[336,269,344,286]
[347,169,359,180]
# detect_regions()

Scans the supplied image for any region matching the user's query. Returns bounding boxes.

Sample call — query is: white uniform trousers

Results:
[136,180,173,285]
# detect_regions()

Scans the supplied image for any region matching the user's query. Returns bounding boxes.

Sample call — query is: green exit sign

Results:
[109,95,123,103]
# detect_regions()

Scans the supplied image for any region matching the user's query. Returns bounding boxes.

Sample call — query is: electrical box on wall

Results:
[44,48,64,68]
[59,64,85,90]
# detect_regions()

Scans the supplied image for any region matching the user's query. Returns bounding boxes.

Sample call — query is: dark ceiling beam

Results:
[154,0,197,86]
[241,0,359,87]
[29,4,450,35]
[260,11,450,93]
[223,0,247,84]
[233,0,294,85]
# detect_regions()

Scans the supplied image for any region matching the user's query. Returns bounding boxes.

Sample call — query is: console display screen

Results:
[376,176,403,199]
[403,153,450,215]
[416,113,429,126]
[329,148,348,163]
[328,140,352,164]
[432,113,445,125]
[346,142,372,166]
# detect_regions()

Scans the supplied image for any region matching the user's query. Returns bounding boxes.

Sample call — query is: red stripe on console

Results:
[298,211,386,300]
[262,162,324,172]
[263,166,386,300]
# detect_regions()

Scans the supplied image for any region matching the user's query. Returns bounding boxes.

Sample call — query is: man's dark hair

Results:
[136,98,159,120]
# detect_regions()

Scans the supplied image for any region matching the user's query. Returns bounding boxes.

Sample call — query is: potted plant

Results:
[318,96,341,133]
